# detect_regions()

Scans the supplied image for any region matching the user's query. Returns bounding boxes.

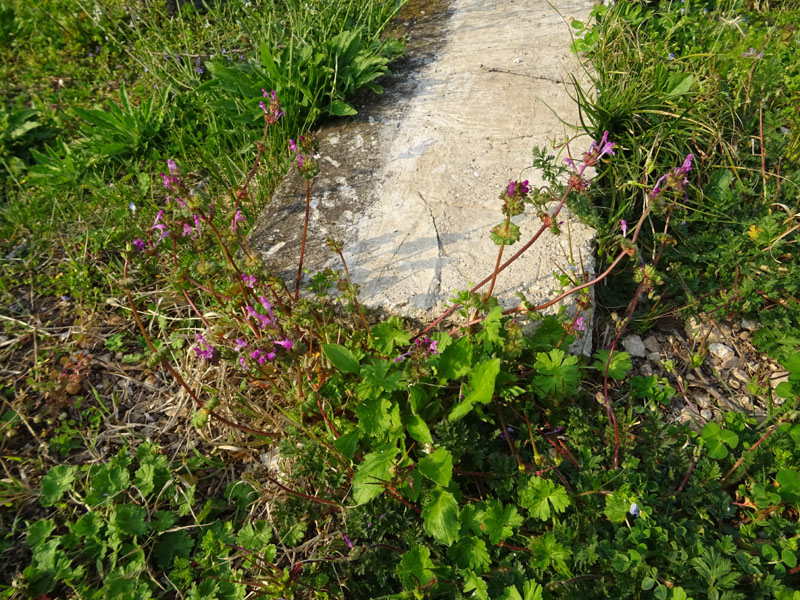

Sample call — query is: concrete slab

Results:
[250,0,596,352]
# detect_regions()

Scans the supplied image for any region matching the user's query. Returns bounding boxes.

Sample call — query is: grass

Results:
[1,0,799,598]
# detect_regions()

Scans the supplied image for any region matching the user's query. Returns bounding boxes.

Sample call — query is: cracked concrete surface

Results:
[250,0,596,352]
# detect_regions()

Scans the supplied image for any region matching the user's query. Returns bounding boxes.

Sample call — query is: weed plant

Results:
[570,0,800,362]
[1,1,799,599]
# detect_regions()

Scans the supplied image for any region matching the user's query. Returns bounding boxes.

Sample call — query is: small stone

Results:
[731,368,749,384]
[640,362,654,377]
[728,378,741,390]
[685,317,723,343]
[770,373,789,391]
[740,317,758,331]
[724,356,745,371]
[696,394,712,409]
[647,352,661,364]
[701,409,714,420]
[643,336,660,354]
[622,334,646,358]
[709,342,734,362]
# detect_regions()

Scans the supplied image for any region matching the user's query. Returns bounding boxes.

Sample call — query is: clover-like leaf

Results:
[593,349,632,380]
[397,545,435,591]
[371,316,411,354]
[40,465,76,507]
[533,348,580,400]
[482,499,523,545]
[448,536,491,571]
[519,476,570,520]
[355,396,392,438]
[701,421,739,460]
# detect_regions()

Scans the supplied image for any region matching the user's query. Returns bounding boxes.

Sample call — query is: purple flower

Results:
[297,154,304,168]
[245,305,272,330]
[498,426,515,441]
[289,139,297,153]
[239,356,248,370]
[250,348,267,365]
[507,181,516,196]
[242,273,257,288]
[258,296,275,322]
[133,238,146,252]
[182,223,195,238]
[274,339,293,350]
[620,219,628,237]
[230,209,245,232]
[587,130,616,163]
[193,333,215,361]
[267,351,276,361]
[161,172,172,189]
[575,316,585,332]
[342,534,353,549]
[235,338,249,351]
[193,214,202,238]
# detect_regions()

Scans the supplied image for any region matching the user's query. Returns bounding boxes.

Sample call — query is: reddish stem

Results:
[295,178,311,301]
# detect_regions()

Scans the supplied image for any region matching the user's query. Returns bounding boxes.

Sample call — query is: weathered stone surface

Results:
[622,335,646,358]
[251,0,595,351]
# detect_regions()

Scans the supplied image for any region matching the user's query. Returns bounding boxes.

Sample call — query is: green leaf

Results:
[333,428,360,460]
[449,358,501,422]
[782,549,798,569]
[666,73,695,96]
[321,343,360,374]
[327,100,357,116]
[418,448,453,487]
[701,422,739,459]
[356,396,392,438]
[110,504,148,536]
[476,306,505,350]
[153,531,195,569]
[406,415,433,445]
[604,492,635,524]
[27,519,56,549]
[533,348,580,400]
[397,545,435,591]
[357,359,404,397]
[523,581,544,600]
[777,469,800,503]
[237,521,275,555]
[519,476,570,520]
[437,336,472,381]
[462,571,489,600]
[448,536,491,571]
[421,488,460,546]
[352,445,398,504]
[499,586,523,600]
[528,532,571,575]
[482,500,523,545]
[371,317,411,354]
[40,465,76,506]
[592,350,632,380]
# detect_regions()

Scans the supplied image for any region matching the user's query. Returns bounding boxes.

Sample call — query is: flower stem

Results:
[295,178,311,301]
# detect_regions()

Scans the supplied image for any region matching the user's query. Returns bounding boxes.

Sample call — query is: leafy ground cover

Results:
[1,0,799,599]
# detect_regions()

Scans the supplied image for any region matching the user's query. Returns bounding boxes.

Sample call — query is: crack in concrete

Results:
[418,192,443,300]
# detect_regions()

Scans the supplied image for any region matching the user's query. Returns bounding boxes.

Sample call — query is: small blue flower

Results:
[668,53,675,61]
[129,202,136,213]
[629,502,640,517]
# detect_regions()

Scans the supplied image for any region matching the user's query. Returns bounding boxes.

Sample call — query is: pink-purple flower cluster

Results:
[194,333,215,361]
[259,89,285,125]
[651,154,694,201]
